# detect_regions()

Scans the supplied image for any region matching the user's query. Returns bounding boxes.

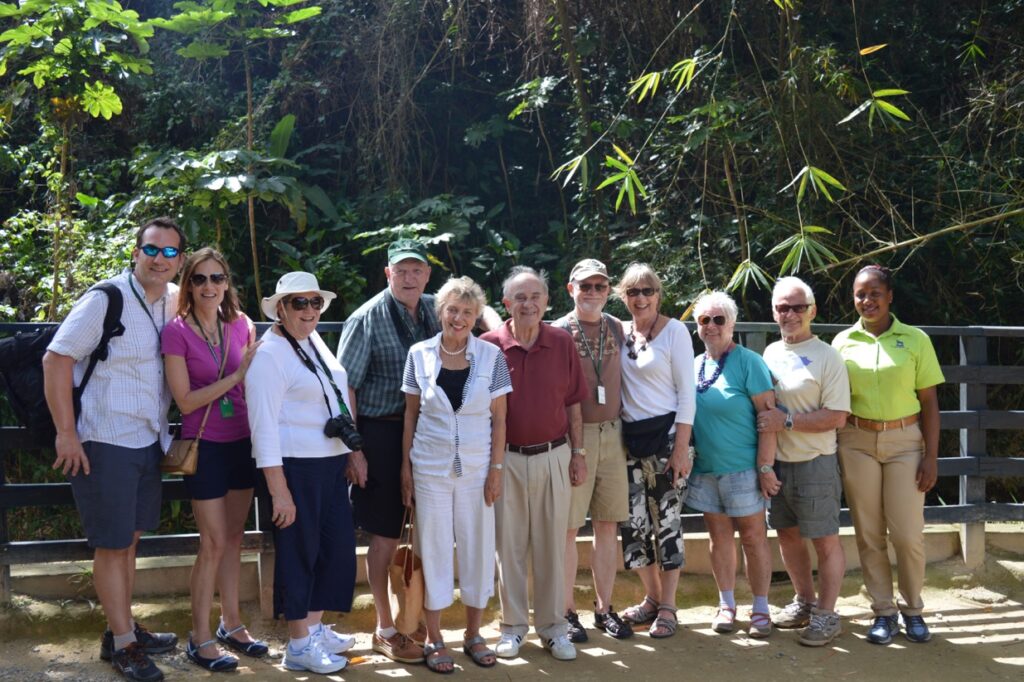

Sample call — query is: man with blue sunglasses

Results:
[43,217,186,682]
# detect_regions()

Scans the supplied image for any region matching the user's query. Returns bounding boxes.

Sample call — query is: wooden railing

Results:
[2,321,1023,606]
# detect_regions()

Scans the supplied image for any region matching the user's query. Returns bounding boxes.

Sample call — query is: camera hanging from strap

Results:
[277,323,352,419]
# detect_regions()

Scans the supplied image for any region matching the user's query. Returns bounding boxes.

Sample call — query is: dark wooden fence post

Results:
[959,334,987,567]
[0,455,10,604]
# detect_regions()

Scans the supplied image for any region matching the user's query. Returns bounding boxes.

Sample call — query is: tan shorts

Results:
[568,419,629,529]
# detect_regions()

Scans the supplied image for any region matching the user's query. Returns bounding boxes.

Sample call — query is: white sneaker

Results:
[284,638,347,674]
[494,632,523,658]
[311,622,356,655]
[543,633,577,661]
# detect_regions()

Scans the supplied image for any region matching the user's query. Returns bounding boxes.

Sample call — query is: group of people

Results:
[41,217,944,681]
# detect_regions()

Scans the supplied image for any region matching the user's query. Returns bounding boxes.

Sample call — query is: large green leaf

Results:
[268,114,296,158]
[276,6,321,24]
[177,39,230,59]
[80,81,122,119]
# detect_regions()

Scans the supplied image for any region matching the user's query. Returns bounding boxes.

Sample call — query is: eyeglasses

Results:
[189,273,228,286]
[287,296,325,311]
[774,303,810,314]
[140,244,180,259]
[625,287,659,298]
[697,315,727,326]
[575,282,609,293]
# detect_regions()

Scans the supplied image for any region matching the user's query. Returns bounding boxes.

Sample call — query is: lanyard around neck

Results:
[191,313,223,365]
[128,276,165,351]
[278,324,351,418]
[572,313,606,379]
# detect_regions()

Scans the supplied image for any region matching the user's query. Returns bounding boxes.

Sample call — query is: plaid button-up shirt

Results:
[336,287,438,417]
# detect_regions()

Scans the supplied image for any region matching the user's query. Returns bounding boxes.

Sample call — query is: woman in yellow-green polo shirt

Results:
[831,265,944,647]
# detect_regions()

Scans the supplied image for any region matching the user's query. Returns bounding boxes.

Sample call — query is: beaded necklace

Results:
[697,344,734,393]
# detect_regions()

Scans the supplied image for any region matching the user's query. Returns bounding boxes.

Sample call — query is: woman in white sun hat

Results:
[245,272,368,675]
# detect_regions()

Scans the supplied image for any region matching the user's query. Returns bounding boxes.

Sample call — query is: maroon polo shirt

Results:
[482,320,588,446]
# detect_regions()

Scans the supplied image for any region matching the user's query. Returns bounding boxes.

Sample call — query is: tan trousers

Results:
[495,443,571,639]
[838,422,926,616]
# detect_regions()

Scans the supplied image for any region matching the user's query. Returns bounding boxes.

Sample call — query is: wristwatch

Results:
[758,463,774,474]
[784,412,794,431]
[571,448,587,457]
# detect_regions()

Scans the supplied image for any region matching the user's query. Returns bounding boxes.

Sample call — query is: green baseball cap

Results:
[387,238,429,264]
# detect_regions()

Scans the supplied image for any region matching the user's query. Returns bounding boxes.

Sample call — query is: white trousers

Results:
[414,468,495,611]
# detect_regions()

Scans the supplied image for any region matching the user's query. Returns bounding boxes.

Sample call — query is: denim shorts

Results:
[686,467,766,517]
[768,454,842,538]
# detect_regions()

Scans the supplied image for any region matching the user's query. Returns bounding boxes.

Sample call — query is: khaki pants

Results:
[838,422,926,616]
[495,443,571,639]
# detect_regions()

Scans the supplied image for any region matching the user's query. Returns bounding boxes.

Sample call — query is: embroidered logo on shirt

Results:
[800,355,812,367]
[895,340,905,348]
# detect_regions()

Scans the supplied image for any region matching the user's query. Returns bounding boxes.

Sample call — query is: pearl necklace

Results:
[440,340,468,356]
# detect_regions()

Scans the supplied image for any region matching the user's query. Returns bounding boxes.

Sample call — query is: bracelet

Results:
[490,463,504,470]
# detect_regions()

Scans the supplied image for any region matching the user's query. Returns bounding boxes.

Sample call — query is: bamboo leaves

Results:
[780,165,847,204]
[838,88,912,128]
[594,145,647,215]
[767,225,839,274]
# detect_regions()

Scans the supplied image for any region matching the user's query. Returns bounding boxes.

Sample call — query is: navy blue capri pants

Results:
[269,454,356,621]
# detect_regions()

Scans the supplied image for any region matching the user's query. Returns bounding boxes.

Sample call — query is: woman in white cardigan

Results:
[400,276,512,673]
[246,272,368,675]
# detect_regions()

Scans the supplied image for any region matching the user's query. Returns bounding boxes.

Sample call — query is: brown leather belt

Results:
[507,436,568,455]
[850,413,919,432]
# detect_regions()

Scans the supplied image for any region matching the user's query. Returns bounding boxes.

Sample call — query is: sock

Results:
[377,626,397,639]
[753,595,770,614]
[719,590,736,609]
[112,631,136,651]
[288,635,311,652]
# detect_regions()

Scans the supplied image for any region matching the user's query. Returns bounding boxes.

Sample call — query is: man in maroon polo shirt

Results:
[481,266,588,662]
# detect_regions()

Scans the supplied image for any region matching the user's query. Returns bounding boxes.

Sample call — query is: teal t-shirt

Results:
[692,344,774,475]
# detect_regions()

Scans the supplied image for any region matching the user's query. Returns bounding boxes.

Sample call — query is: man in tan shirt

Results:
[553,259,633,641]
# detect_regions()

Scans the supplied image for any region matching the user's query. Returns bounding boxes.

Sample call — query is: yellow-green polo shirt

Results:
[831,315,944,421]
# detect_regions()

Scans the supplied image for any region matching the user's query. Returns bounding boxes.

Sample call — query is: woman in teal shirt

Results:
[832,265,944,646]
[689,291,778,639]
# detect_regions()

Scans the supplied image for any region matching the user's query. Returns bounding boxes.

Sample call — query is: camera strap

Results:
[277,324,351,418]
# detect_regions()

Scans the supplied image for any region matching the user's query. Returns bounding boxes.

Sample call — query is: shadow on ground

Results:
[2,552,1023,681]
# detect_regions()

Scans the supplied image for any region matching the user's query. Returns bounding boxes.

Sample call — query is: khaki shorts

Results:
[568,419,629,529]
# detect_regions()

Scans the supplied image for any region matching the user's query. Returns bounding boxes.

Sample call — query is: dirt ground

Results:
[2,554,1023,681]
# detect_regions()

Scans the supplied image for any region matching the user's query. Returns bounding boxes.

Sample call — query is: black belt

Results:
[507,436,568,456]
[361,413,404,422]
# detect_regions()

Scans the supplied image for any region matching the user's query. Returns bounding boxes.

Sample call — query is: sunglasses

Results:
[576,282,609,293]
[698,314,727,326]
[625,287,659,298]
[139,244,180,259]
[286,296,325,311]
[189,273,229,286]
[774,303,811,314]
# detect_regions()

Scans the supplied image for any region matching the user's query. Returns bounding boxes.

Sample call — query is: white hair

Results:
[693,290,739,324]
[502,265,549,299]
[773,276,815,305]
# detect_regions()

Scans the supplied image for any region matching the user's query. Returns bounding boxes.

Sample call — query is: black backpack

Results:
[0,283,125,440]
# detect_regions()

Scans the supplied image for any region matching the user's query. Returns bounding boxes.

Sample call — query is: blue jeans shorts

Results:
[686,467,766,517]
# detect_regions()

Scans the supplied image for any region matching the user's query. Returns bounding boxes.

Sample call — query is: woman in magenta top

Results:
[162,247,264,671]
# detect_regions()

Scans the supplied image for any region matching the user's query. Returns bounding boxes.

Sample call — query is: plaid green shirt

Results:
[336,288,438,417]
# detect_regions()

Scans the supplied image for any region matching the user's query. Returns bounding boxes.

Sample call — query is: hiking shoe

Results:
[774,596,816,629]
[594,607,634,639]
[866,615,900,645]
[110,643,164,682]
[284,637,347,674]
[543,633,577,661]
[494,632,523,658]
[566,609,588,643]
[101,624,178,661]
[902,614,932,643]
[311,622,356,655]
[798,608,842,647]
[372,631,424,664]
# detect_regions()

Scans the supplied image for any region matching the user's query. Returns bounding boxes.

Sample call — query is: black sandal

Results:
[186,637,239,672]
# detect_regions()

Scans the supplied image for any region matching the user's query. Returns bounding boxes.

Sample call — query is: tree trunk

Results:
[243,41,264,316]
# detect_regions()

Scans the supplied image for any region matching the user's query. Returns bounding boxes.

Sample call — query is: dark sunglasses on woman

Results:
[189,273,229,286]
[287,296,325,311]
[625,287,659,298]
[697,315,727,326]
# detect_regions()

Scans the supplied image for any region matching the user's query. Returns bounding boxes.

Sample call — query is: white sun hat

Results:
[261,271,337,320]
